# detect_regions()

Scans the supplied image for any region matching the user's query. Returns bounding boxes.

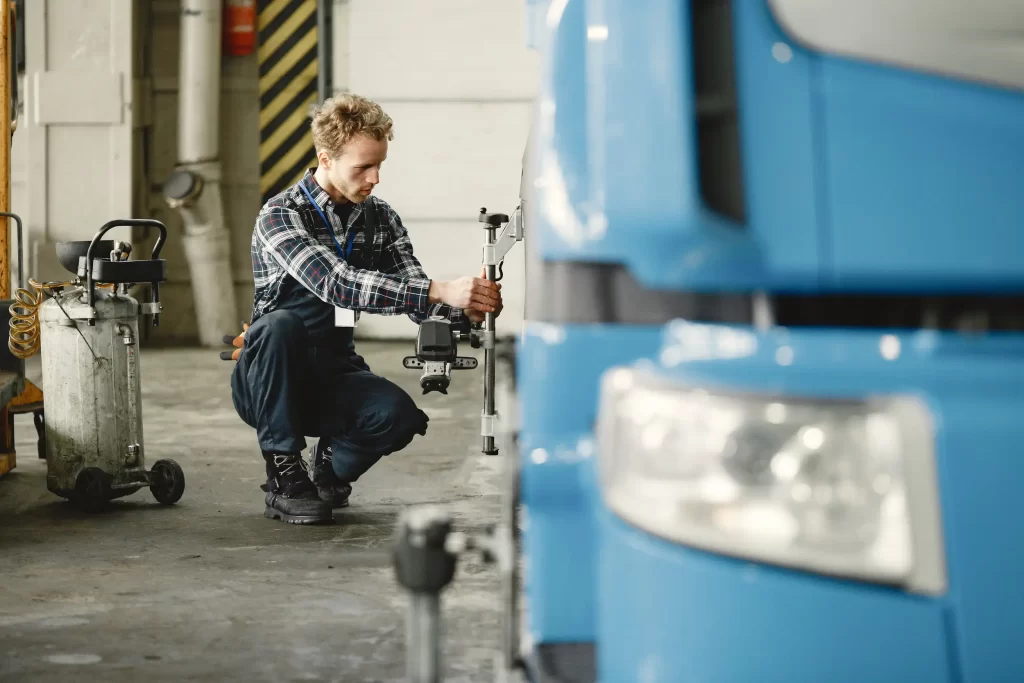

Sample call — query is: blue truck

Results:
[515,0,1024,681]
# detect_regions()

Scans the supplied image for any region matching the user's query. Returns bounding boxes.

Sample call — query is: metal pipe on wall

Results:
[164,0,238,347]
[316,0,329,102]
[178,1,220,165]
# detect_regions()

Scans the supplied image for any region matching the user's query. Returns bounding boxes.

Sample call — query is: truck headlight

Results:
[596,367,946,595]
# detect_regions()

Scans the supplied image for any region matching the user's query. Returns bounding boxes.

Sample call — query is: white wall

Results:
[13,0,143,290]
[11,0,537,344]
[150,0,539,342]
[343,0,538,339]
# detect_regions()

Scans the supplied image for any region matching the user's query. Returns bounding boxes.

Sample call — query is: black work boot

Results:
[311,440,352,509]
[261,452,333,524]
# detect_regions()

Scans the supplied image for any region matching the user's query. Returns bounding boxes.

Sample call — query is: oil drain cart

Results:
[9,218,186,511]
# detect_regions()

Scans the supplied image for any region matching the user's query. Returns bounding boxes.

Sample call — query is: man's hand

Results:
[429,271,501,314]
[220,322,249,361]
[464,268,502,324]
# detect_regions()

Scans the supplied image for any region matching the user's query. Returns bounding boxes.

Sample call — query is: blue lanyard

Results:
[301,184,355,260]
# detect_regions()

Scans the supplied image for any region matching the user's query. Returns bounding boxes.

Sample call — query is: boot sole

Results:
[264,506,333,525]
[316,487,351,509]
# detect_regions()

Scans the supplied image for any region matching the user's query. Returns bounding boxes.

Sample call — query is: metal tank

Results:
[36,219,184,512]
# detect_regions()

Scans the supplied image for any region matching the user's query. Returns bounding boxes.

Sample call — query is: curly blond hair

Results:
[310,93,394,158]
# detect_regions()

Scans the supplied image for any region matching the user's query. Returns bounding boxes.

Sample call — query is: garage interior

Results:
[1,1,538,681]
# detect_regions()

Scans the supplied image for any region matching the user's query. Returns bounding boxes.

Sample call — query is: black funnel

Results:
[55,240,115,276]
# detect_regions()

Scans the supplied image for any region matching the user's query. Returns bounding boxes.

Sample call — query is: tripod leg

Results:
[393,506,459,683]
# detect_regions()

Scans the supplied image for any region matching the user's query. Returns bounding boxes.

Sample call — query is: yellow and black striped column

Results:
[258,0,320,203]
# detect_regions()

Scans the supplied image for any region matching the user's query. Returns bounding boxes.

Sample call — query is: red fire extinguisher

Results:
[223,0,257,57]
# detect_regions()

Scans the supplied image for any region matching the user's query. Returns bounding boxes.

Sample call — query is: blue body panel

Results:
[529,0,592,262]
[517,323,662,642]
[596,324,1024,682]
[599,510,955,683]
[520,0,1024,678]
[818,59,1024,289]
[542,0,1024,292]
[518,0,632,644]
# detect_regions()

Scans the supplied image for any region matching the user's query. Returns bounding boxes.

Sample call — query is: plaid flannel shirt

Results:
[249,170,465,328]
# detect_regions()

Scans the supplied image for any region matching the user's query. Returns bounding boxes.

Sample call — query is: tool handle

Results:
[86,219,169,312]
[0,212,24,291]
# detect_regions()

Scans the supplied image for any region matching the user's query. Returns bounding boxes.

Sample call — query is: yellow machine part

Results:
[0,2,23,477]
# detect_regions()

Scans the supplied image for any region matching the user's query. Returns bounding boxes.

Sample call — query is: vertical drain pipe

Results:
[163,0,238,347]
[316,0,330,102]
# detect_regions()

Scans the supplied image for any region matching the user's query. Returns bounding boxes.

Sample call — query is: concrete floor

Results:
[0,342,508,682]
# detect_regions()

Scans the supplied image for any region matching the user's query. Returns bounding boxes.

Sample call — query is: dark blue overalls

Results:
[229,194,429,483]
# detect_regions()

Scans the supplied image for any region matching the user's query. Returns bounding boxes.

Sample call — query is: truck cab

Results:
[517,0,1024,681]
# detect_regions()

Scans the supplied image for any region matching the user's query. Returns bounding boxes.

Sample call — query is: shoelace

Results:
[313,442,333,470]
[274,454,311,479]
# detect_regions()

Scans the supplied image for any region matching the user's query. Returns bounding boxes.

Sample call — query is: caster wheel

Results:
[73,467,112,513]
[150,459,185,505]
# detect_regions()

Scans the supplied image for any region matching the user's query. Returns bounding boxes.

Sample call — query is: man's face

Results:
[319,133,388,204]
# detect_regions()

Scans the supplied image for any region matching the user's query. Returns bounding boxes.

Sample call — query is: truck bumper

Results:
[596,507,956,683]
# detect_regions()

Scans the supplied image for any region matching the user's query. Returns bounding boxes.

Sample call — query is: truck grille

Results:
[772,293,1024,332]
[691,0,746,224]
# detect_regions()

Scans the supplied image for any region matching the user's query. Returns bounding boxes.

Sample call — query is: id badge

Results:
[335,307,358,328]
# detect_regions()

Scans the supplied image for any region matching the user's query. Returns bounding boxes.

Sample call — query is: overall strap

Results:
[300,183,354,260]
[361,198,380,270]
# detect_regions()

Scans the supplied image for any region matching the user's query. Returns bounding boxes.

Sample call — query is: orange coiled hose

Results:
[8,279,114,359]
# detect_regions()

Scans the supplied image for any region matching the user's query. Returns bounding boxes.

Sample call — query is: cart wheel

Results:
[149,459,185,505]
[73,467,112,513]
[34,409,45,460]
